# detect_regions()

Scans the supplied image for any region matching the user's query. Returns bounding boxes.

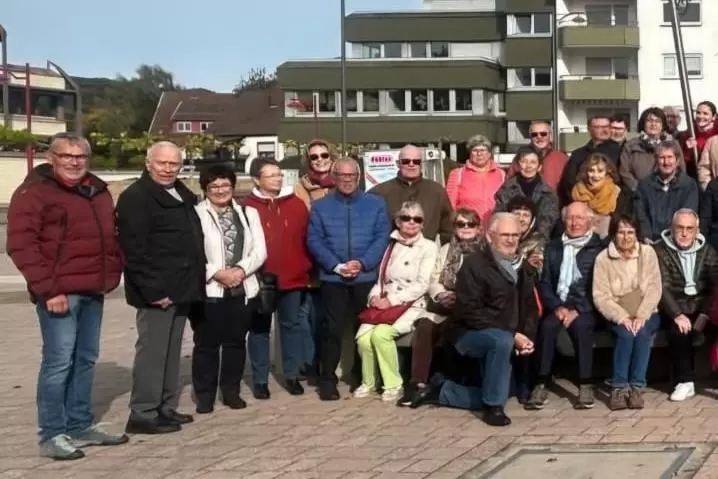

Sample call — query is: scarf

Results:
[492,249,524,284]
[517,175,540,199]
[439,236,481,290]
[391,229,423,247]
[639,131,673,152]
[571,177,619,215]
[557,232,594,301]
[306,170,335,189]
[660,229,705,296]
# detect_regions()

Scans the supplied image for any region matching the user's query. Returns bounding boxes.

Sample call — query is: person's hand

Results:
[152,297,172,309]
[46,294,69,314]
[686,137,697,149]
[674,314,692,335]
[622,318,634,334]
[555,306,569,322]
[630,317,646,335]
[345,260,363,276]
[369,295,382,307]
[374,298,392,310]
[562,309,579,328]
[226,267,246,288]
[694,314,709,332]
[527,252,543,268]
[514,332,535,355]
[213,269,233,287]
[438,291,456,306]
[643,239,654,245]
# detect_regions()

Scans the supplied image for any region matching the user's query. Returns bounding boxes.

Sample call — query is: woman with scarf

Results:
[494,147,560,241]
[294,139,336,209]
[396,208,482,408]
[571,152,632,238]
[690,102,718,189]
[506,197,546,273]
[592,214,662,410]
[619,107,685,190]
[354,201,438,403]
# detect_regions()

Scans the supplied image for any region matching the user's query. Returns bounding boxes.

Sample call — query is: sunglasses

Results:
[309,152,330,161]
[530,131,549,138]
[400,158,421,166]
[399,215,424,224]
[455,221,478,229]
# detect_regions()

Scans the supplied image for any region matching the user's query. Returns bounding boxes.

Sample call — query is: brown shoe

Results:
[608,387,630,410]
[627,387,645,409]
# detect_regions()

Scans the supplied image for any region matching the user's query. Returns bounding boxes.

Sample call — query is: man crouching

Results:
[441,213,539,426]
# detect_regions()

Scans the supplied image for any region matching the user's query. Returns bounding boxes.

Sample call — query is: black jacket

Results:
[445,243,540,344]
[539,233,605,315]
[559,140,623,206]
[699,178,718,250]
[494,176,559,241]
[635,171,699,242]
[653,239,718,318]
[116,171,206,308]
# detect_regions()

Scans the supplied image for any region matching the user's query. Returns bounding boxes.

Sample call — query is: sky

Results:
[3,0,418,92]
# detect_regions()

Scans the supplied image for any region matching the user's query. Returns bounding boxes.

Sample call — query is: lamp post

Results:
[0,25,9,129]
[340,0,347,156]
[668,0,697,159]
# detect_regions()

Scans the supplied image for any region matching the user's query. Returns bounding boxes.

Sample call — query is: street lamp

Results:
[552,12,586,151]
[0,24,9,129]
[668,0,697,159]
[340,0,347,156]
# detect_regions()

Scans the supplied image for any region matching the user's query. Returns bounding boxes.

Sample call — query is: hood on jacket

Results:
[660,229,706,254]
[249,186,295,202]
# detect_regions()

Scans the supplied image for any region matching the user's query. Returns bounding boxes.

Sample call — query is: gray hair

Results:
[395,201,424,220]
[487,212,520,234]
[467,134,492,152]
[561,202,594,221]
[48,132,92,157]
[331,156,361,176]
[654,140,684,163]
[147,141,181,161]
[672,208,699,225]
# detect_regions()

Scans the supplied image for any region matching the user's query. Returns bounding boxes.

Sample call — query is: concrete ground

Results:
[3,264,718,477]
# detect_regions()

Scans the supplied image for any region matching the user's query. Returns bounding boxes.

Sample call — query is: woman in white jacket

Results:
[192,165,266,414]
[354,201,438,402]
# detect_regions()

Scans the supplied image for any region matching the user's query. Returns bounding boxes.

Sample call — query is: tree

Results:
[233,67,277,95]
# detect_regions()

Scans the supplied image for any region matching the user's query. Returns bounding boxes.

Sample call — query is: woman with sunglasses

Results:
[294,139,336,209]
[397,208,482,408]
[354,201,438,402]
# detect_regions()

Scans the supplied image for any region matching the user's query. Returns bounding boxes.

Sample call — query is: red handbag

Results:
[358,242,412,326]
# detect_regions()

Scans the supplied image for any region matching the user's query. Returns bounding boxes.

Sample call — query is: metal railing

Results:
[559,73,639,81]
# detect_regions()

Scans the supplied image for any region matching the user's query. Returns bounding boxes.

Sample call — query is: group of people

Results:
[8,101,718,460]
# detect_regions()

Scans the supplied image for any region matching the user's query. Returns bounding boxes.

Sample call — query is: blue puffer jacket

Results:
[307,190,390,284]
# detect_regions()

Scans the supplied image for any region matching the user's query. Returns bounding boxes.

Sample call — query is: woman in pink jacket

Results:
[446,135,506,226]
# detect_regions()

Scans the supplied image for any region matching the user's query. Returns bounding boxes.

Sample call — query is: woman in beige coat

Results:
[592,214,662,411]
[354,201,438,402]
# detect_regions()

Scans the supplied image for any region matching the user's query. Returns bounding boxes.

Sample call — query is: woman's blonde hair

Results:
[394,201,424,220]
[466,134,492,152]
[577,152,619,184]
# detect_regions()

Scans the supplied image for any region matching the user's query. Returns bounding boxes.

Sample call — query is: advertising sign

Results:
[362,150,399,191]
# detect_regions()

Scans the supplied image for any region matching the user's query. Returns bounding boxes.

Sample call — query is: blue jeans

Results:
[439,380,484,410]
[298,290,322,367]
[611,313,660,388]
[36,294,104,442]
[454,328,514,407]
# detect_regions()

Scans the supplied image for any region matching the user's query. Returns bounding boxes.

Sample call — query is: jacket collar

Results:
[139,170,197,207]
[607,241,640,260]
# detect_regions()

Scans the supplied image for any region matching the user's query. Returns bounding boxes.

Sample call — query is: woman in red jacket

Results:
[678,100,718,180]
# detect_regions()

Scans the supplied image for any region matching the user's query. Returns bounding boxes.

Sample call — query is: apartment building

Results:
[277,0,708,157]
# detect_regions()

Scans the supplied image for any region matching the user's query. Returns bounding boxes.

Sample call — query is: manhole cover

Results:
[463,443,714,479]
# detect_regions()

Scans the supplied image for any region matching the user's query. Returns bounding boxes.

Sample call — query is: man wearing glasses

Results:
[507,120,568,191]
[7,133,128,460]
[116,141,205,435]
[370,144,454,244]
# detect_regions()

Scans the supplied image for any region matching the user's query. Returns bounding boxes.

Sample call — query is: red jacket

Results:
[507,148,568,191]
[678,121,718,179]
[243,187,313,291]
[7,164,123,302]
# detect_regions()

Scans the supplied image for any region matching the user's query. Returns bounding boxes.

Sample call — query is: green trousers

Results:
[356,324,402,390]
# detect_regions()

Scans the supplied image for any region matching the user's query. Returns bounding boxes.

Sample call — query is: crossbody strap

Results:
[378,241,397,297]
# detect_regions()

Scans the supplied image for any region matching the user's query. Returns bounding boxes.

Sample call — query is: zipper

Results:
[89,200,106,292]
[346,197,353,260]
[53,213,69,275]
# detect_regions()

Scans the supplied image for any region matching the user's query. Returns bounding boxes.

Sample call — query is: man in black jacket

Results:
[441,213,539,426]
[116,141,205,435]
[528,202,605,410]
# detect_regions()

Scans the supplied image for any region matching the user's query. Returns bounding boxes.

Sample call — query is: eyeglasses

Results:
[399,215,424,224]
[455,221,477,229]
[208,184,233,192]
[51,152,88,162]
[309,153,330,161]
[334,172,358,180]
[400,158,421,166]
[530,131,549,138]
[261,173,284,179]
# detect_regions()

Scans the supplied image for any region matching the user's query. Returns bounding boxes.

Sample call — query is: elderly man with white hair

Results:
[654,209,718,401]
[527,202,605,411]
[116,141,205,435]
[439,212,540,426]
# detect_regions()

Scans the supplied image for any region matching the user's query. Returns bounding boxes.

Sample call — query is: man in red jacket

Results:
[244,158,314,396]
[6,133,127,460]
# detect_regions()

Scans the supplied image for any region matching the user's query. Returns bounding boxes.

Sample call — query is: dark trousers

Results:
[536,312,596,383]
[665,313,699,384]
[319,281,373,386]
[191,295,255,406]
[411,318,442,384]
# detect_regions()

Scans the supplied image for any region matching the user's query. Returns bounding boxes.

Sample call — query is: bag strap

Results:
[378,241,397,297]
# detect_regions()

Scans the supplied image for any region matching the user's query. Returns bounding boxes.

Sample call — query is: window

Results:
[410,42,427,58]
[432,90,450,112]
[361,43,381,58]
[508,13,551,35]
[363,90,380,112]
[455,89,473,111]
[289,91,314,113]
[430,42,449,58]
[410,89,429,112]
[386,90,406,112]
[662,0,701,24]
[507,68,552,88]
[534,68,551,86]
[662,54,702,78]
[346,91,358,112]
[317,91,336,112]
[175,121,191,133]
[257,142,276,160]
[383,43,402,58]
[199,122,211,132]
[585,6,612,25]
[613,5,630,25]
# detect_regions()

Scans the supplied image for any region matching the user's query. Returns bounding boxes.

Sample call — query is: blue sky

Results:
[3,0,417,92]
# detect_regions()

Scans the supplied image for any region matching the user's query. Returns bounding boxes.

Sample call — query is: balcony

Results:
[559,75,640,101]
[559,25,639,49]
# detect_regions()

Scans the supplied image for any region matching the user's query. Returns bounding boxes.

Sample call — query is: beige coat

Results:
[357,231,438,338]
[697,135,718,189]
[294,174,332,209]
[592,242,662,324]
[422,243,456,325]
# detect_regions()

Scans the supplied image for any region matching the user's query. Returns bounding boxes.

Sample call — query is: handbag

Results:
[358,242,412,326]
[256,271,278,315]
[617,246,643,317]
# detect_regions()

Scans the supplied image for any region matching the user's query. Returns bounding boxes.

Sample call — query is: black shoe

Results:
[285,379,305,396]
[195,404,214,414]
[125,417,181,435]
[319,383,340,401]
[483,406,512,427]
[397,383,417,407]
[222,396,247,409]
[161,410,194,425]
[410,384,437,409]
[253,384,270,400]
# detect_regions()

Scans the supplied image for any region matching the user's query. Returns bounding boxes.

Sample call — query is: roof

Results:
[3,63,61,77]
[148,86,281,139]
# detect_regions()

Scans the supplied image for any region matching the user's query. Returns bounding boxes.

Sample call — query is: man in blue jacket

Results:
[307,157,390,400]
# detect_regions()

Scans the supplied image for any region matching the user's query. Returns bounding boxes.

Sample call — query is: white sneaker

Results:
[381,387,402,402]
[353,384,374,398]
[670,382,695,401]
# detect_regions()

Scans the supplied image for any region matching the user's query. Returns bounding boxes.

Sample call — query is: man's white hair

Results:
[561,202,594,221]
[146,141,181,161]
[331,156,361,175]
[672,208,699,226]
[487,212,520,234]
